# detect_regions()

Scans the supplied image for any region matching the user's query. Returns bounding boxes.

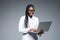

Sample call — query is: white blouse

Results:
[18,15,39,33]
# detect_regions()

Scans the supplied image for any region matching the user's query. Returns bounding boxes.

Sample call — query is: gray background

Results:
[0,0,60,40]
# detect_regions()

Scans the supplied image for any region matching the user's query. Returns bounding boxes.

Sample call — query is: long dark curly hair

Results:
[24,4,34,28]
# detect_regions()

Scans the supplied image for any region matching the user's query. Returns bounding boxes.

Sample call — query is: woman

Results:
[19,4,43,40]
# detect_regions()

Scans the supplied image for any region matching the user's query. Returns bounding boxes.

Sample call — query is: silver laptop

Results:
[36,21,52,33]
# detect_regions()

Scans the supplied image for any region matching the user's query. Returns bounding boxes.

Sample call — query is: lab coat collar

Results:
[28,15,34,19]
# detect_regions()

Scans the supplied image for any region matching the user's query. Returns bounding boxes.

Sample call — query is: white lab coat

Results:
[19,15,39,40]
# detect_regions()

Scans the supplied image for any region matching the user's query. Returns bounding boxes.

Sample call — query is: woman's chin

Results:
[30,16,32,18]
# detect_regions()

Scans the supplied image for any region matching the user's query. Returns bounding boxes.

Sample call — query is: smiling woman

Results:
[19,4,39,40]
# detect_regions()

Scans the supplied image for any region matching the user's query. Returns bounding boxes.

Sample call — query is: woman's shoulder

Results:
[34,16,39,20]
[19,15,25,20]
[21,15,25,18]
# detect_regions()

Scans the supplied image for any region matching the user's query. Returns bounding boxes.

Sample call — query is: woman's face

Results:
[28,7,35,17]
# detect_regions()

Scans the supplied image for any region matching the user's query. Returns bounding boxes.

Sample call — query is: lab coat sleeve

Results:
[35,18,39,30]
[18,16,30,33]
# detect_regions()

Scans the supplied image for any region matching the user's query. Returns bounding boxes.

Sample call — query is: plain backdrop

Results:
[0,0,60,40]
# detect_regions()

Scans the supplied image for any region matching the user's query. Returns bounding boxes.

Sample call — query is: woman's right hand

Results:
[29,27,36,32]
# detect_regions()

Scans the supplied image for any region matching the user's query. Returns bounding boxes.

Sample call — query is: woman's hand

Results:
[38,28,44,35]
[29,27,36,32]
